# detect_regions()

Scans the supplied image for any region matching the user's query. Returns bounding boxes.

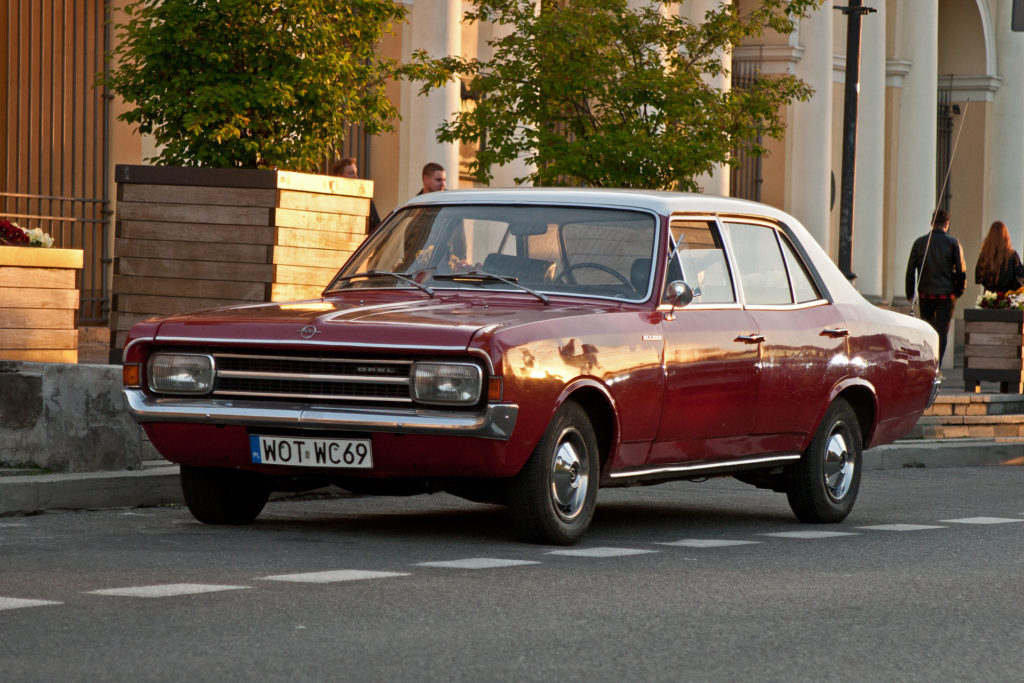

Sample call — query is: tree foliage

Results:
[414,0,820,189]
[105,0,410,170]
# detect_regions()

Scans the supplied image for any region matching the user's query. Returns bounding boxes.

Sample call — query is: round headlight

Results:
[148,353,215,395]
[410,362,483,405]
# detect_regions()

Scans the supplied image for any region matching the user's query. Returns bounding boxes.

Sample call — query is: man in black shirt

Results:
[905,209,967,365]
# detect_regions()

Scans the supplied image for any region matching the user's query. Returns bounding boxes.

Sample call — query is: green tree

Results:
[104,0,411,170]
[415,0,820,189]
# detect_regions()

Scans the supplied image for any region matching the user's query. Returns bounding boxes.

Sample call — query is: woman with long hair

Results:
[975,220,1024,294]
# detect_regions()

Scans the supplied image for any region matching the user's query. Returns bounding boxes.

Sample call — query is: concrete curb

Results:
[0,466,183,515]
[1,438,1022,516]
[865,438,1024,470]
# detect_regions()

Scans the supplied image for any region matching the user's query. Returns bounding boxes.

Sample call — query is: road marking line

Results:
[858,524,947,532]
[545,547,657,558]
[87,584,249,598]
[940,517,1024,525]
[762,531,858,539]
[658,539,762,548]
[415,558,540,570]
[0,597,62,611]
[260,570,410,583]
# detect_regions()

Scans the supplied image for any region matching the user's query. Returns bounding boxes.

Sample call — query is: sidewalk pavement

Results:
[2,364,1021,517]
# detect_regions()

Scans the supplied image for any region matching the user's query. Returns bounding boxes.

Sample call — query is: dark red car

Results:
[123,189,939,544]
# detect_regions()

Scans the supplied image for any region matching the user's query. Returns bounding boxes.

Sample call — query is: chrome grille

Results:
[211,352,413,404]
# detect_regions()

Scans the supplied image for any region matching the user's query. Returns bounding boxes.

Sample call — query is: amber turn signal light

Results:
[123,363,141,388]
[488,376,502,401]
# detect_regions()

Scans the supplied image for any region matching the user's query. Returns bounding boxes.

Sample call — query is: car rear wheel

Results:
[509,401,599,545]
[180,465,270,525]
[786,398,862,523]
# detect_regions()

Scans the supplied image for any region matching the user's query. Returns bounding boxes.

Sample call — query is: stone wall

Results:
[0,361,156,472]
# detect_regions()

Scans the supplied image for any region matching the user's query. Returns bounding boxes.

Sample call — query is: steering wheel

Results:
[555,262,634,288]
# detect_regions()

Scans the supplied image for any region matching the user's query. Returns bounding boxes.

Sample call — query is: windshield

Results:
[325,204,658,301]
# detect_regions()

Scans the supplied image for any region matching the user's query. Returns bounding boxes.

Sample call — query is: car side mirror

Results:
[664,280,694,320]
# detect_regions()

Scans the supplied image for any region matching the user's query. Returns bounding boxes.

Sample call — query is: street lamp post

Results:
[836,0,875,283]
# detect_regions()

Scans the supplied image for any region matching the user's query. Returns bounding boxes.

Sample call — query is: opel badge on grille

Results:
[298,325,321,339]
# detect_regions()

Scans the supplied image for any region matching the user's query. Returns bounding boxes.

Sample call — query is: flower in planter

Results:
[977,287,1024,310]
[0,219,29,245]
[0,218,54,247]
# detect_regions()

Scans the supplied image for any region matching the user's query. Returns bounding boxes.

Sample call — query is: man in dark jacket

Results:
[905,209,967,364]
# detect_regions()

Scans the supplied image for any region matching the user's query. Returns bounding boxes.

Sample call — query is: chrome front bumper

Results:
[123,389,518,440]
[927,377,941,408]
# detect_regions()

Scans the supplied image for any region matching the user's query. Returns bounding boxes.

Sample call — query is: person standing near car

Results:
[905,208,966,365]
[417,162,447,195]
[975,220,1024,294]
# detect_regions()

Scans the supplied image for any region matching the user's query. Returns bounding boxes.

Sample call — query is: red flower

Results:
[0,219,29,246]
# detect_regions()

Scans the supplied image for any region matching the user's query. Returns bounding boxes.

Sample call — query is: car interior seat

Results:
[482,253,556,282]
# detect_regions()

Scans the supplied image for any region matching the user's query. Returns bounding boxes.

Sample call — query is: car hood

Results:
[149,293,622,350]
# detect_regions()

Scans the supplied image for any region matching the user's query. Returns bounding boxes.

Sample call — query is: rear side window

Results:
[722,221,793,306]
[779,235,822,303]
[667,219,736,304]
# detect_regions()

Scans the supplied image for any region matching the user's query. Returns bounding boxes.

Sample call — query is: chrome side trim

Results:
[122,389,518,440]
[609,453,801,479]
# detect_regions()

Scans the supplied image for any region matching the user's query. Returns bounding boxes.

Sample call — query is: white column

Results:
[786,5,832,250]
[401,0,461,197]
[685,0,731,196]
[988,0,1024,243]
[851,0,886,300]
[889,1,938,302]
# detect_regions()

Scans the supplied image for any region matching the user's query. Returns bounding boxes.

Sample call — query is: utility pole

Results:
[836,0,875,283]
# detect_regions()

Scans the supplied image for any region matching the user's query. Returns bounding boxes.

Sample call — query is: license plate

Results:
[249,435,373,469]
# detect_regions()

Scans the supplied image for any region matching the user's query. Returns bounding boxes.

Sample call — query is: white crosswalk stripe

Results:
[0,597,62,611]
[260,570,409,583]
[87,584,249,598]
[658,539,761,548]
[858,524,947,532]
[940,516,1024,525]
[546,547,657,558]
[415,558,540,570]
[762,530,859,539]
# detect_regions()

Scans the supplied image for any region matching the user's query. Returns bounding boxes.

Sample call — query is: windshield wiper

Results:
[434,270,550,305]
[330,270,434,297]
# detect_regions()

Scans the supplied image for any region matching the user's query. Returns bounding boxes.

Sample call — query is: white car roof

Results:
[404,187,778,218]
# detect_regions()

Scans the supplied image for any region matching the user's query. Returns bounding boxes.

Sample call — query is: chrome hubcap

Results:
[823,430,853,501]
[550,428,589,522]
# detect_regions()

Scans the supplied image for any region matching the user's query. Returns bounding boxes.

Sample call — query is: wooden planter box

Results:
[110,164,373,350]
[963,308,1024,393]
[0,246,83,363]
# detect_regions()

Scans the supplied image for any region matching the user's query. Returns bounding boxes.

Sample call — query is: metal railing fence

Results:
[1,0,111,324]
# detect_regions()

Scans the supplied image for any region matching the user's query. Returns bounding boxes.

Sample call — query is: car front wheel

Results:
[180,465,270,525]
[786,398,862,523]
[509,401,599,545]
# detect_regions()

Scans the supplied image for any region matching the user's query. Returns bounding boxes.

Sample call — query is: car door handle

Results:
[735,334,765,344]
[820,328,850,338]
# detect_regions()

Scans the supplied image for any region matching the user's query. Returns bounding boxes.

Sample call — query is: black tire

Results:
[509,401,600,545]
[180,465,270,525]
[786,398,862,523]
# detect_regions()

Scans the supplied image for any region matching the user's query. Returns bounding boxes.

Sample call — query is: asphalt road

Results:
[3,466,1024,682]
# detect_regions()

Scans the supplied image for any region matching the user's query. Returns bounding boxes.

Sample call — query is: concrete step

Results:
[925,394,1024,417]
[911,413,1024,440]
[911,392,1024,440]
